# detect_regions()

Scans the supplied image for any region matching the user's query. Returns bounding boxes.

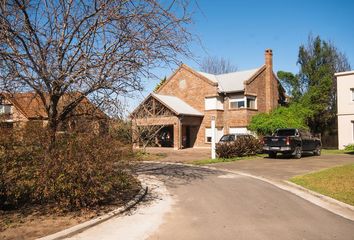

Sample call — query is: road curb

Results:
[38,183,148,240]
[141,160,354,221]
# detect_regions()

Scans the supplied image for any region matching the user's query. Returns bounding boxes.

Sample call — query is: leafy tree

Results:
[248,103,313,136]
[275,35,350,135]
[154,76,167,92]
[297,35,350,133]
[277,71,302,102]
[200,56,237,74]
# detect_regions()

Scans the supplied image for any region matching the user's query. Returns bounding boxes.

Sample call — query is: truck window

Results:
[274,129,296,136]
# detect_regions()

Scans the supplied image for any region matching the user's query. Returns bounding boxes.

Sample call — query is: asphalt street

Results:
[67,163,354,240]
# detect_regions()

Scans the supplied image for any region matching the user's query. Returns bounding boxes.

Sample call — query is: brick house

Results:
[0,92,108,133]
[131,49,285,149]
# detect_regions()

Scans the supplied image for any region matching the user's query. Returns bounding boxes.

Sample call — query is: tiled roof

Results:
[198,67,262,93]
[152,93,203,116]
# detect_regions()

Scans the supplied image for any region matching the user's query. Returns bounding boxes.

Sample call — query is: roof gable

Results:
[156,64,218,93]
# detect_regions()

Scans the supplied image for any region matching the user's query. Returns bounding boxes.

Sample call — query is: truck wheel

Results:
[293,147,302,159]
[313,145,321,156]
[269,152,277,158]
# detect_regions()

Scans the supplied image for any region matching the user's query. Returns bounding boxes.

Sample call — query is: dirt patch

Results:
[0,186,141,240]
[142,148,211,163]
[0,207,98,240]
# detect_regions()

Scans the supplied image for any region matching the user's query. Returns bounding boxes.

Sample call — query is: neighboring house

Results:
[335,70,354,149]
[0,92,108,133]
[131,49,285,149]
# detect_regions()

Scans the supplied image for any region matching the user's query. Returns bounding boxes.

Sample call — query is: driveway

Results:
[212,153,354,181]
[67,163,354,240]
[147,147,354,181]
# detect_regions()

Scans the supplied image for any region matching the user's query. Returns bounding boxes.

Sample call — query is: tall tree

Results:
[298,35,350,133]
[200,56,237,74]
[0,0,194,143]
[277,71,302,102]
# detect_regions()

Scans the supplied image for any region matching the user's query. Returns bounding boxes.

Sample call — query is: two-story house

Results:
[335,70,354,149]
[131,49,285,149]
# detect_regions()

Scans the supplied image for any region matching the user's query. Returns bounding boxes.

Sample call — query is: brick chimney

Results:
[264,49,275,112]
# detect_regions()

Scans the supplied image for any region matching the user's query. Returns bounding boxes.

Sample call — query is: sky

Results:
[130,0,354,112]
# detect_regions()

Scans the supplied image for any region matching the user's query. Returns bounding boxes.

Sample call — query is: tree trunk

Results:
[47,95,60,147]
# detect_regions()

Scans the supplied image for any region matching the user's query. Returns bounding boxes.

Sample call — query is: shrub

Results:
[216,136,262,158]
[0,124,139,211]
[344,144,354,152]
[248,103,313,136]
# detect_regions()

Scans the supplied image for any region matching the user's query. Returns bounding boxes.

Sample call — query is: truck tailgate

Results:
[264,136,288,148]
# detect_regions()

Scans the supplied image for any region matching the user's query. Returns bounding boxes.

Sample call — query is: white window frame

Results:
[246,96,257,109]
[229,96,245,109]
[351,88,354,102]
[229,95,257,110]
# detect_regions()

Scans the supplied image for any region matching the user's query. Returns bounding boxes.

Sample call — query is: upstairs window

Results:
[351,88,354,101]
[205,97,223,110]
[229,94,245,109]
[247,97,256,109]
[229,94,256,109]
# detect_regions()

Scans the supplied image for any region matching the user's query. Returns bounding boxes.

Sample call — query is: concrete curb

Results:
[38,184,148,240]
[141,160,354,221]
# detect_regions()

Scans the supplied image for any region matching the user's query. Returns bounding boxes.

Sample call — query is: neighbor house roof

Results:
[152,93,203,116]
[198,67,262,93]
[1,92,107,120]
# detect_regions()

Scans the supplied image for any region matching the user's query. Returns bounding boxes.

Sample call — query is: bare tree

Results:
[0,0,194,143]
[200,56,237,74]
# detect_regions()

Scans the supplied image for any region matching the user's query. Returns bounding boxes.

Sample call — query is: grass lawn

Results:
[290,164,354,206]
[191,154,266,165]
[322,149,354,155]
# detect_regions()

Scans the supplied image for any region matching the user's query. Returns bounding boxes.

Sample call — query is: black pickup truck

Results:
[262,128,321,159]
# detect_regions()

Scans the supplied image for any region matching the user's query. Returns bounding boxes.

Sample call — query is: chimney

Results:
[264,49,275,112]
[265,48,273,69]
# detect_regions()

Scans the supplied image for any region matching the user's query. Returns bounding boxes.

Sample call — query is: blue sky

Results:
[131,0,354,111]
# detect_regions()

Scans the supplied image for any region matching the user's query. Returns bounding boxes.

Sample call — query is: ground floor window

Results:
[205,127,224,143]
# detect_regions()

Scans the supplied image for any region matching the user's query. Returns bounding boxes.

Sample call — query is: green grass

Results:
[290,164,354,206]
[322,149,354,155]
[191,154,266,165]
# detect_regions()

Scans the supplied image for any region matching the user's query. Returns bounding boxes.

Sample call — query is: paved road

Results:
[66,162,354,240]
[137,163,354,240]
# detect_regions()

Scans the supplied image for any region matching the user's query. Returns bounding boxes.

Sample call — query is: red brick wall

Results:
[158,66,220,147]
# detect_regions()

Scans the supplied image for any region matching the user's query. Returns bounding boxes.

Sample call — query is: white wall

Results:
[338,115,354,149]
[205,127,224,143]
[336,71,354,149]
[205,97,223,110]
[229,127,249,134]
[337,73,354,115]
